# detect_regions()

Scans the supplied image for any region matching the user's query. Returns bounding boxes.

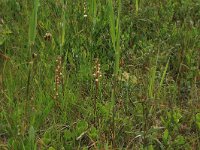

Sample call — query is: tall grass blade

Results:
[136,0,139,15]
[60,0,66,55]
[28,0,39,47]
[115,0,121,75]
[157,58,170,97]
[89,0,97,28]
[108,0,115,50]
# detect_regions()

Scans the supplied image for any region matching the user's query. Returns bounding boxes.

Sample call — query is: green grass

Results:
[0,0,200,149]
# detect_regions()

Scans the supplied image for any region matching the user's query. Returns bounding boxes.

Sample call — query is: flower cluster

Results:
[54,56,63,100]
[83,1,87,18]
[44,32,52,41]
[93,58,102,85]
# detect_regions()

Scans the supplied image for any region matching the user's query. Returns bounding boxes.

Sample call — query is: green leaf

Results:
[195,113,200,130]
[0,37,6,45]
[48,147,56,150]
[89,126,98,139]
[64,130,73,140]
[173,111,182,124]
[76,120,88,134]
[147,145,154,150]
[162,129,169,145]
[28,126,36,149]
[42,131,51,145]
[174,135,185,145]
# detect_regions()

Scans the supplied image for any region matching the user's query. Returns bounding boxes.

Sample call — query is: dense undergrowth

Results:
[0,0,200,149]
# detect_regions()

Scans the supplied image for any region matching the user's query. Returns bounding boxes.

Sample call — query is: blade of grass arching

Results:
[157,58,170,98]
[108,0,115,50]
[28,0,39,48]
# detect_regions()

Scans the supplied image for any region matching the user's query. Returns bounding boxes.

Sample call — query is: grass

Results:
[0,0,200,149]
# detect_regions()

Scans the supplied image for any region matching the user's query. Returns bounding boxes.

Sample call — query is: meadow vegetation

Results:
[0,0,200,149]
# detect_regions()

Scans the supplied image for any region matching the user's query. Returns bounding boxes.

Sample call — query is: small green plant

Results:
[161,109,185,149]
[195,113,200,131]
